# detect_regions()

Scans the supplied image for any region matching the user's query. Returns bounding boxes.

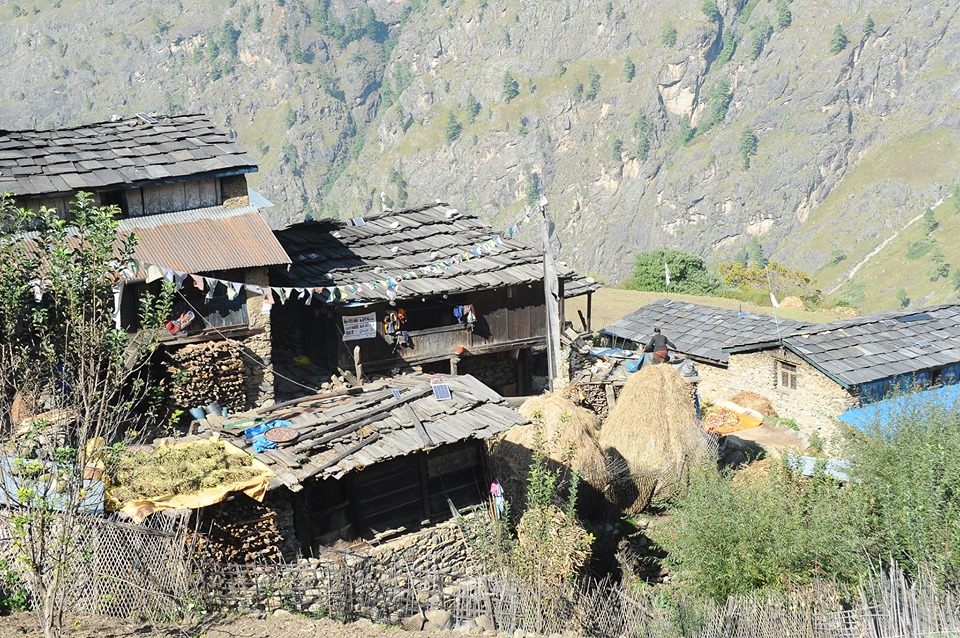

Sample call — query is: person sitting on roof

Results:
[643,327,676,364]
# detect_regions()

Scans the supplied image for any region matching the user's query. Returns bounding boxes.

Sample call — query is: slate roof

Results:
[211,374,527,490]
[271,203,601,303]
[0,114,256,197]
[120,205,290,273]
[780,303,960,388]
[600,299,815,365]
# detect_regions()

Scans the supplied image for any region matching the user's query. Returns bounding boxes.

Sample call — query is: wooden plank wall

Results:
[141,178,221,215]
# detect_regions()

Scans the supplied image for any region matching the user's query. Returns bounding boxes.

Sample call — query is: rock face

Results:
[0,1,958,288]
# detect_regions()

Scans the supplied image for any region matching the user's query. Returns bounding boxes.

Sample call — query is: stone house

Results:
[602,300,960,440]
[269,203,599,396]
[0,113,290,409]
[206,373,526,553]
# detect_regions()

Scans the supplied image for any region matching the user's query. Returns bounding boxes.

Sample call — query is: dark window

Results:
[99,190,128,216]
[778,361,798,390]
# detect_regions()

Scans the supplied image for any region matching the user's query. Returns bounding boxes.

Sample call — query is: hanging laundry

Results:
[165,310,195,335]
[190,274,205,291]
[463,304,478,329]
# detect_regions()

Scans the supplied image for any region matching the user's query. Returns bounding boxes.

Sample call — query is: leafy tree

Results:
[661,23,677,47]
[628,249,721,294]
[610,137,623,160]
[715,31,738,67]
[748,236,768,267]
[829,24,848,54]
[633,112,651,160]
[570,79,584,102]
[218,20,240,59]
[863,14,874,37]
[774,0,791,31]
[701,0,721,23]
[930,262,950,282]
[678,115,694,145]
[502,72,520,102]
[444,111,462,142]
[922,207,938,234]
[289,33,311,63]
[896,288,910,308]
[388,168,408,207]
[950,183,960,215]
[716,260,812,292]
[951,268,960,292]
[739,126,758,168]
[0,193,170,638]
[465,92,481,122]
[748,17,773,60]
[623,56,636,82]
[703,77,733,129]
[830,249,847,265]
[585,66,601,100]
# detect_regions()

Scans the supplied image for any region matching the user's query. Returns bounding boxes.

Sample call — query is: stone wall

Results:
[458,351,519,396]
[242,266,274,406]
[697,350,858,444]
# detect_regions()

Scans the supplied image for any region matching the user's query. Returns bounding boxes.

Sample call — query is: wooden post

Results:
[586,291,593,332]
[539,198,562,391]
[450,356,460,375]
[353,345,362,385]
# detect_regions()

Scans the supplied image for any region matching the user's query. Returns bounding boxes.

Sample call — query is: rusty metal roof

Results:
[0,113,256,197]
[119,205,290,273]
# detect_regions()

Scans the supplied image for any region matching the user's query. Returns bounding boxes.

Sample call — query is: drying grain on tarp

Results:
[729,390,778,417]
[108,439,261,504]
[488,393,611,516]
[599,364,715,513]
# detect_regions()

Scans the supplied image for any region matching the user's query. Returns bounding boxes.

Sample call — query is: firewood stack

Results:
[191,496,284,564]
[167,341,246,412]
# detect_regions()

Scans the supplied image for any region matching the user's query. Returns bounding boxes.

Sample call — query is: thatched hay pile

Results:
[779,296,806,311]
[599,364,715,513]
[488,393,610,516]
[729,391,778,417]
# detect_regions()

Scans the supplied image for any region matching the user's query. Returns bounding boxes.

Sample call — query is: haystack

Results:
[779,296,805,311]
[729,391,778,417]
[488,393,611,516]
[599,364,714,513]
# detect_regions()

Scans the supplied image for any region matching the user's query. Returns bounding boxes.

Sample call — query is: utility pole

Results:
[538,194,562,391]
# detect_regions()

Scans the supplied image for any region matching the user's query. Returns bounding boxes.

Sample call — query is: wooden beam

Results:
[605,384,617,411]
[405,404,434,447]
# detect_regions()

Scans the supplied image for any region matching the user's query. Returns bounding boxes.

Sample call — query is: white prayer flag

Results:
[664,261,671,288]
[770,292,780,308]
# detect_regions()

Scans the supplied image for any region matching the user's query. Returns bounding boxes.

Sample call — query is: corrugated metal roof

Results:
[0,114,256,197]
[210,374,527,490]
[120,205,290,273]
[271,203,600,302]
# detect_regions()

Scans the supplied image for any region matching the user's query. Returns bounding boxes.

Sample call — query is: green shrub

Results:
[0,560,28,615]
[906,238,934,259]
[863,14,874,37]
[774,0,791,31]
[663,463,869,598]
[702,0,721,22]
[502,72,520,102]
[623,56,636,81]
[896,288,910,308]
[444,111,462,142]
[628,249,721,295]
[739,126,758,168]
[845,398,960,587]
[586,66,601,100]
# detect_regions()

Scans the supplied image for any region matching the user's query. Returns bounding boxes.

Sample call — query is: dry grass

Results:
[108,439,261,503]
[488,393,611,515]
[599,365,714,512]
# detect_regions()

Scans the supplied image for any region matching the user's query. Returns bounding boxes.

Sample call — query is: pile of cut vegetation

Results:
[599,364,715,513]
[108,439,261,504]
[488,393,611,516]
[729,391,778,416]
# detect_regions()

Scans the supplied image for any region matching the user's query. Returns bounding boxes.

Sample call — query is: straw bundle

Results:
[599,364,715,513]
[488,393,611,516]
[729,391,778,417]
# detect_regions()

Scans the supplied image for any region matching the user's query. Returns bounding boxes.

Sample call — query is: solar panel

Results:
[898,313,932,323]
[431,383,452,401]
[391,389,401,400]
[350,217,366,226]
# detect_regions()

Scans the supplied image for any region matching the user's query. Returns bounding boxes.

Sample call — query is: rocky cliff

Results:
[1,0,958,302]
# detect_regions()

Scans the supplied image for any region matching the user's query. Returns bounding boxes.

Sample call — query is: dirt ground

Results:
[0,611,543,638]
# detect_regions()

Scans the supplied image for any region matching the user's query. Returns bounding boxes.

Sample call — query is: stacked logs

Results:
[192,497,284,564]
[167,341,246,412]
[566,383,612,421]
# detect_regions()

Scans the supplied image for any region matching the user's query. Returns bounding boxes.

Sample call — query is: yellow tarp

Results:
[707,411,763,435]
[111,437,275,523]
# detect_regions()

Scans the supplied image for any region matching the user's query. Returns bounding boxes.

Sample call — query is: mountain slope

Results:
[0,0,958,307]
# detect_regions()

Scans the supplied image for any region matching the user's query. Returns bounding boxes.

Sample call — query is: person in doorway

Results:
[644,327,676,364]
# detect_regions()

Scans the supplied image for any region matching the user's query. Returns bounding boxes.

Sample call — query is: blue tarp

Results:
[836,383,960,434]
[786,455,852,482]
[0,456,105,514]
